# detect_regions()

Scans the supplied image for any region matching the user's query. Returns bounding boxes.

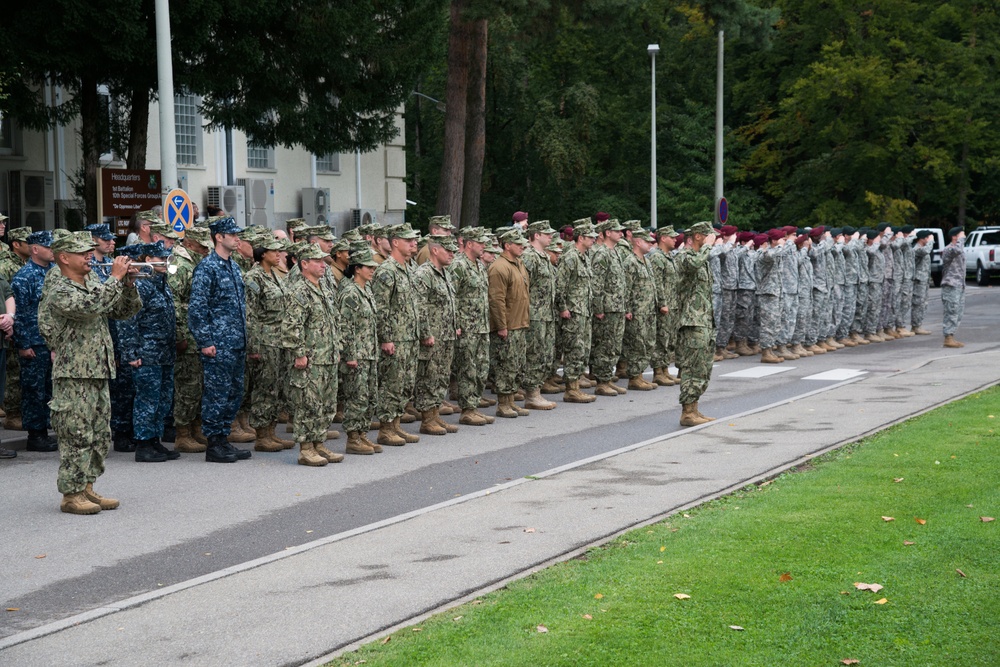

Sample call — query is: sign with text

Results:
[98,168,162,218]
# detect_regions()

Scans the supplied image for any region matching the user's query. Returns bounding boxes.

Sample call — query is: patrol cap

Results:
[52,231,96,254]
[349,246,380,267]
[427,215,455,231]
[116,243,146,259]
[136,210,161,223]
[150,223,182,240]
[143,240,172,258]
[389,223,420,240]
[85,223,116,241]
[498,229,529,247]
[288,241,312,257]
[208,216,242,235]
[916,229,933,240]
[658,225,679,238]
[685,221,714,236]
[633,229,653,242]
[27,230,54,247]
[900,224,915,234]
[341,228,363,242]
[545,238,564,254]
[485,239,502,254]
[594,212,610,223]
[426,234,458,252]
[331,238,351,253]
[574,223,599,239]
[286,218,309,234]
[355,223,375,237]
[185,226,213,248]
[0,213,7,223]
[719,225,738,237]
[296,244,329,261]
[621,219,643,232]
[767,228,786,242]
[572,217,592,227]
[459,226,489,243]
[9,226,33,243]
[300,225,335,241]
[372,225,389,238]
[256,235,284,252]
[527,220,557,235]
[596,219,625,234]
[512,211,528,223]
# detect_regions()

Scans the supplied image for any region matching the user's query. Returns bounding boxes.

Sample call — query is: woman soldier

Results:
[336,244,382,455]
[245,235,295,452]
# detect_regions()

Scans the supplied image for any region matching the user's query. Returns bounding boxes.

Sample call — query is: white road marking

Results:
[803,368,868,381]
[721,366,795,379]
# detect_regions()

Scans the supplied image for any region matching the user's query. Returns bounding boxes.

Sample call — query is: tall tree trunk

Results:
[460,18,488,229]
[435,0,471,224]
[80,75,101,226]
[126,88,150,170]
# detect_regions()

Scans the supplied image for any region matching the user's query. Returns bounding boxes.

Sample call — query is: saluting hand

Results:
[294,355,309,369]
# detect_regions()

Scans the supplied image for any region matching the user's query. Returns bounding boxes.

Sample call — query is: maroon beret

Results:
[782,225,797,235]
[809,225,825,239]
[720,225,738,236]
[512,211,528,222]
[594,212,610,222]
[795,234,810,247]
[767,228,785,241]
[737,231,755,244]
[754,234,770,248]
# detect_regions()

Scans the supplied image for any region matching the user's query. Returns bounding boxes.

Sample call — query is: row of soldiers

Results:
[706,223,937,363]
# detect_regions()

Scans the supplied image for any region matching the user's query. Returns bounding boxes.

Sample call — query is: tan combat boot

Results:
[679,403,710,427]
[228,419,255,443]
[722,348,739,359]
[314,440,344,462]
[628,375,658,391]
[913,326,931,335]
[360,432,382,453]
[826,336,845,349]
[594,381,619,397]
[459,408,488,426]
[734,340,755,357]
[254,424,285,452]
[391,417,421,443]
[851,332,868,345]
[419,407,447,434]
[496,394,519,418]
[611,381,627,395]
[174,424,207,453]
[298,442,328,466]
[191,418,209,445]
[439,400,458,416]
[776,345,797,360]
[524,388,557,410]
[61,492,102,515]
[693,401,715,422]
[377,422,406,447]
[478,395,498,407]
[540,377,563,394]
[237,412,256,437]
[563,379,597,404]
[346,432,374,455]
[432,410,459,433]
[324,429,341,441]
[760,348,782,364]
[943,335,964,348]
[652,368,671,386]
[84,483,119,510]
[476,409,496,424]
[578,376,596,389]
[837,337,856,348]
[268,422,295,448]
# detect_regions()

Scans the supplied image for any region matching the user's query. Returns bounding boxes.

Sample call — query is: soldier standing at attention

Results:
[188,217,252,464]
[1,225,32,431]
[415,216,456,265]
[556,221,599,403]
[39,232,141,514]
[284,245,343,466]
[675,222,718,426]
[713,225,740,361]
[520,221,558,409]
[864,229,886,343]
[13,230,58,452]
[449,227,495,426]
[488,229,531,418]
[621,228,661,390]
[413,235,461,435]
[372,224,422,447]
[940,226,967,348]
[589,219,629,397]
[895,225,917,336]
[648,226,680,386]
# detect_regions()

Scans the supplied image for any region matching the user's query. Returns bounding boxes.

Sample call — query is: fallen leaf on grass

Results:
[873,598,888,605]
[841,660,860,665]
[674,593,691,600]
[915,518,927,525]
[854,582,884,593]
[683,513,691,518]
[34,555,45,559]
[729,625,744,631]
[660,546,666,552]
[594,593,604,599]
[956,569,967,578]
[582,614,592,620]
[881,516,895,522]
[981,517,995,523]
[893,477,904,483]
[657,560,663,564]
[380,636,391,645]
[453,616,463,622]
[779,572,793,582]
[536,625,548,633]
[412,628,422,632]
[903,541,915,546]
[5,608,19,612]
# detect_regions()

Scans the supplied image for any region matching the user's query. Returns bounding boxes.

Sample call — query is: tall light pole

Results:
[154,0,177,193]
[714,30,724,221]
[648,44,660,230]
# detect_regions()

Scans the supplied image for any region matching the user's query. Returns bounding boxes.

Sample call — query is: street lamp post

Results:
[715,30,724,219]
[648,44,660,230]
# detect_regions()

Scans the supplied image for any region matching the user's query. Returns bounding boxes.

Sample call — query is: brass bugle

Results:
[93,260,178,276]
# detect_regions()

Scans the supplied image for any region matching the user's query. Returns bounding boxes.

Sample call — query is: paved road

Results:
[1,284,997,666]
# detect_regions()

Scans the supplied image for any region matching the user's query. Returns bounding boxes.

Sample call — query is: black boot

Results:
[161,425,176,443]
[113,430,136,453]
[225,440,252,460]
[205,434,238,463]
[26,429,58,452]
[134,439,168,463]
[151,437,180,460]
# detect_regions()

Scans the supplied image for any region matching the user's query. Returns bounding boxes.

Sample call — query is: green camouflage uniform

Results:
[336,279,379,434]
[413,261,458,411]
[521,244,556,390]
[449,252,490,410]
[555,244,593,381]
[647,247,678,369]
[283,276,340,444]
[0,250,26,418]
[674,245,715,405]
[245,264,290,430]
[622,249,658,376]
[589,242,627,382]
[372,257,419,423]
[168,247,203,427]
[39,272,141,494]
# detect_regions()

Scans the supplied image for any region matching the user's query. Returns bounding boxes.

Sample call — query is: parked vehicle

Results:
[913,227,945,287]
[964,227,1000,286]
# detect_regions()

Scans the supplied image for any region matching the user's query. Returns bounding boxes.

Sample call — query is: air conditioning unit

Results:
[55,200,86,229]
[237,177,275,228]
[351,208,378,229]
[301,187,331,226]
[207,185,247,223]
[9,170,55,229]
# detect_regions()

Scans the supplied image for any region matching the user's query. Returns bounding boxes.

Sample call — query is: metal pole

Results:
[714,30,724,210]
[648,44,660,230]
[154,0,177,193]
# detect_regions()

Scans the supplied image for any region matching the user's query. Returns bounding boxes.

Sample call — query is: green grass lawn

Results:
[331,387,1000,667]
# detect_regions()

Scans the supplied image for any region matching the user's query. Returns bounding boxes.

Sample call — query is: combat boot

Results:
[496,394,519,418]
[722,348,739,360]
[84,483,119,510]
[254,424,285,452]
[540,377,563,394]
[228,419,254,443]
[512,398,529,416]
[152,437,180,460]
[837,337,857,348]
[237,412,256,437]
[112,430,136,453]
[333,403,344,423]
[399,412,417,424]
[298,442,328,466]
[713,348,726,362]
[693,401,715,422]
[205,435,238,463]
[459,408,488,426]
[578,376,596,389]
[819,339,837,352]
[376,422,406,447]
[269,422,295,448]
[734,340,755,357]
[913,326,931,335]
[943,335,964,348]
[420,409,447,436]
[26,429,58,452]
[476,409,496,424]
[899,328,915,337]
[60,492,102,515]
[192,418,209,445]
[391,417,421,443]
[439,400,458,416]
[478,396,498,407]
[346,431,374,455]
[679,403,711,427]
[850,332,867,345]
[874,329,887,342]
[885,327,900,339]
[826,336,845,349]
[791,343,813,357]
[324,430,341,441]
[664,368,681,384]
[777,345,798,360]
[3,414,23,431]
[594,381,619,397]
[314,440,344,463]
[174,424,206,453]
[432,412,459,432]
[563,379,597,404]
[277,411,290,423]
[360,432,382,453]
[761,348,783,364]
[628,375,658,391]
[611,381,627,395]
[134,439,168,463]
[524,388,556,410]
[653,368,675,386]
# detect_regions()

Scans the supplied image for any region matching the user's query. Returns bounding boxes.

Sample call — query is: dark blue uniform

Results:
[12,260,52,432]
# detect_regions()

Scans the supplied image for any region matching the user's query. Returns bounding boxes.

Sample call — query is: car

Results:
[913,227,945,287]
[964,227,1000,286]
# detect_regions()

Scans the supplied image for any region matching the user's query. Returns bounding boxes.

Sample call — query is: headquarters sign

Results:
[98,168,162,218]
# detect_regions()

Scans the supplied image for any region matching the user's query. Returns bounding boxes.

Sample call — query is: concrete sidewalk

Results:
[2,348,998,667]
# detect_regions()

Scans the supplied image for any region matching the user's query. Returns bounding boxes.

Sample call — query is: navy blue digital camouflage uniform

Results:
[12,260,53,431]
[188,251,247,438]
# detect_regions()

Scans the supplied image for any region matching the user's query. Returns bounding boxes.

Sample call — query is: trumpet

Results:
[93,260,178,277]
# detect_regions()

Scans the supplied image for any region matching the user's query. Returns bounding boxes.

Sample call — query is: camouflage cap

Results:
[498,229,529,247]
[427,215,455,231]
[85,223,116,241]
[427,234,459,252]
[288,241,312,257]
[184,226,213,248]
[286,218,309,234]
[0,213,7,223]
[458,226,489,243]
[300,225,335,242]
[53,229,72,241]
[572,217,592,227]
[256,235,284,252]
[27,230,54,247]
[575,223,599,238]
[116,243,147,259]
[485,240,502,254]
[296,244,329,261]
[52,231,96,254]
[596,219,626,234]
[8,226,33,243]
[143,240,172,258]
[545,238,564,254]
[620,219,643,232]
[331,238,351,253]
[527,220,556,235]
[150,222,182,240]
[341,228,362,242]
[208,216,242,235]
[136,210,161,223]
[685,221,714,236]
[356,223,376,237]
[349,246,380,267]
[372,225,389,238]
[389,223,420,240]
[658,225,679,238]
[633,228,654,242]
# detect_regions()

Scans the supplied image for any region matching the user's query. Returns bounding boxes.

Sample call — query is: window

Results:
[0,114,18,155]
[248,144,275,170]
[175,94,203,166]
[316,153,340,173]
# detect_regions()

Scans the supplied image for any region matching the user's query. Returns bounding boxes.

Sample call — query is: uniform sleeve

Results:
[245,277,263,355]
[487,264,509,332]
[283,286,309,358]
[591,250,607,315]
[187,263,214,349]
[413,267,432,341]
[371,267,395,345]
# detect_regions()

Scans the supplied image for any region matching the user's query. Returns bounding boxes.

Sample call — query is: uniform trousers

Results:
[941,285,965,336]
[19,345,52,431]
[200,348,245,437]
[676,325,713,405]
[133,364,174,440]
[490,329,527,395]
[51,378,110,495]
[911,281,929,328]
